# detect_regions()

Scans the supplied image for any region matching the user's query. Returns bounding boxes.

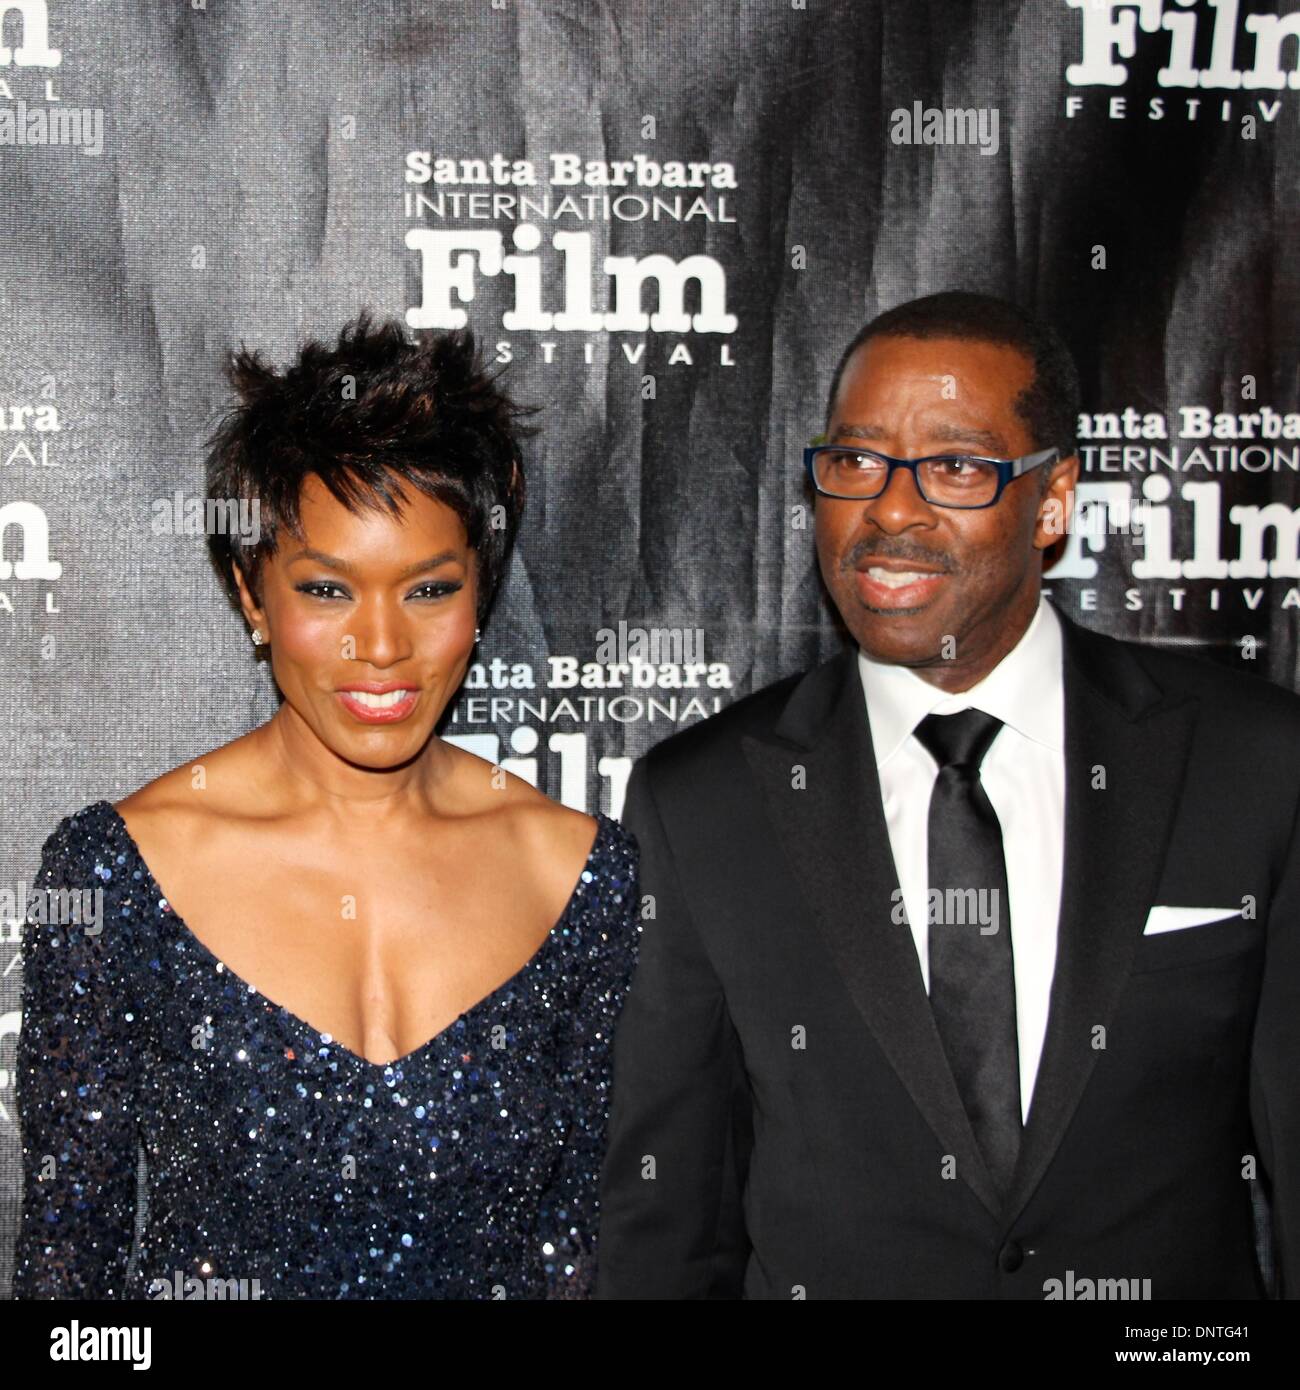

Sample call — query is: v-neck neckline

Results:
[95,800,610,1072]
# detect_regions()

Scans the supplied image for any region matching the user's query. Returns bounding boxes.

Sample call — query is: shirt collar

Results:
[856,595,1064,769]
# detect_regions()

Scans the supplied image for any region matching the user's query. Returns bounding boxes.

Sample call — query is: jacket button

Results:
[998,1241,1024,1273]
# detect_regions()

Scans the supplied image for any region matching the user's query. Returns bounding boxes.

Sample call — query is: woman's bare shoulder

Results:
[520,796,601,868]
[115,733,265,842]
[510,797,602,921]
[442,743,600,892]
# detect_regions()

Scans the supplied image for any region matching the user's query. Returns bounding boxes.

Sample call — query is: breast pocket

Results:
[1129,913,1258,975]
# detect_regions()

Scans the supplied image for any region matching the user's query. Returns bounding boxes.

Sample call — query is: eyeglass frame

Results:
[803,440,1061,510]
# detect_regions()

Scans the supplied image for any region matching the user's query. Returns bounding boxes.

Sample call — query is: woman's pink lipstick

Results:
[336,683,419,724]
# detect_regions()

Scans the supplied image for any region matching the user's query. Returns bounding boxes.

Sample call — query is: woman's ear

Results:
[231,562,268,640]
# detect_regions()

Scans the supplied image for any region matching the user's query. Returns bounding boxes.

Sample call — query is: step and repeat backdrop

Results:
[1,0,1297,1295]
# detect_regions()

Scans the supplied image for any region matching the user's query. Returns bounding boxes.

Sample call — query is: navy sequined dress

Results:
[12,800,641,1300]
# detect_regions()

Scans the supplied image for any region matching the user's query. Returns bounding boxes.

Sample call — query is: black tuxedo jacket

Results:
[596,611,1300,1299]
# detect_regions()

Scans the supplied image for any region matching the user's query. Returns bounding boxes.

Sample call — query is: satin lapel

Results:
[741,649,1003,1218]
[1001,618,1199,1225]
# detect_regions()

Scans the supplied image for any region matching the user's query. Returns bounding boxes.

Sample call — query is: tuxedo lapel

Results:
[1000,616,1199,1225]
[740,616,1201,1228]
[741,649,1004,1218]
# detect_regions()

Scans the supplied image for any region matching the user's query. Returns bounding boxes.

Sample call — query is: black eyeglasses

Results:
[804,442,1060,509]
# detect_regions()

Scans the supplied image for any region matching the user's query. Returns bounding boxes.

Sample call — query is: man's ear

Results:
[231,562,267,637]
[1033,452,1079,552]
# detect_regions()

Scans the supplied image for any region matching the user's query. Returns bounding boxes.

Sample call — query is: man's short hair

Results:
[824,290,1081,459]
[205,311,535,627]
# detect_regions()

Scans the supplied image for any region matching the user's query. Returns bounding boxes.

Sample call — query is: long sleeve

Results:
[595,757,753,1299]
[1250,787,1300,1300]
[536,821,642,1299]
[12,810,141,1299]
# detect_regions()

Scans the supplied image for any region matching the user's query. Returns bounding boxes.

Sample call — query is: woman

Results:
[13,314,641,1299]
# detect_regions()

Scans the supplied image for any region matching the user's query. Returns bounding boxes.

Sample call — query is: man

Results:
[596,291,1300,1299]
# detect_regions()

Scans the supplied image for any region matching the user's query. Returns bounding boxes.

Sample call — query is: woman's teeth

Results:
[346,689,414,708]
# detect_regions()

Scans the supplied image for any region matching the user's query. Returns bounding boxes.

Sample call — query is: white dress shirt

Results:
[856,596,1065,1122]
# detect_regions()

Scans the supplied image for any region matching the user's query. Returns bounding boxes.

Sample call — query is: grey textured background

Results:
[3,0,1297,1296]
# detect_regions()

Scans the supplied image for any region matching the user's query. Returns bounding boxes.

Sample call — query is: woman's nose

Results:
[349,598,414,668]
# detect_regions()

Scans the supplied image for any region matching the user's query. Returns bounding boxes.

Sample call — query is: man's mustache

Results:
[842,539,956,572]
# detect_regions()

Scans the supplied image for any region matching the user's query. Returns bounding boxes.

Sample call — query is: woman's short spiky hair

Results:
[205,311,534,628]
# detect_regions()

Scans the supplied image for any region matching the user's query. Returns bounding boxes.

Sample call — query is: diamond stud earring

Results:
[251,629,264,646]
[474,627,482,644]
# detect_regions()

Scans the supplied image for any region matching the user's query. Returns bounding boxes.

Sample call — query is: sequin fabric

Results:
[12,800,641,1300]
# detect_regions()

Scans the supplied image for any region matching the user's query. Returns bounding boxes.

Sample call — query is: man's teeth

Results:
[346,689,414,708]
[866,567,936,588]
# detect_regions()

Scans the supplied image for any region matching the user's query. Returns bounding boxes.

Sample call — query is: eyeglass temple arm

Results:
[1009,446,1061,476]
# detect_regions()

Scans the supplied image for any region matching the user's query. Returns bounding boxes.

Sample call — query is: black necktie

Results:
[914,708,1022,1196]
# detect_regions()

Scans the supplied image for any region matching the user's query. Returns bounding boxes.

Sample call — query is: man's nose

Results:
[861,464,936,532]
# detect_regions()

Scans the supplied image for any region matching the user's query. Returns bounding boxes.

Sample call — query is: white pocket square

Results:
[1143,905,1241,936]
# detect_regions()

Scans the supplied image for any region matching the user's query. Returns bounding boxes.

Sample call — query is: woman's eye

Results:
[409,581,462,601]
[294,580,462,601]
[296,581,349,600]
